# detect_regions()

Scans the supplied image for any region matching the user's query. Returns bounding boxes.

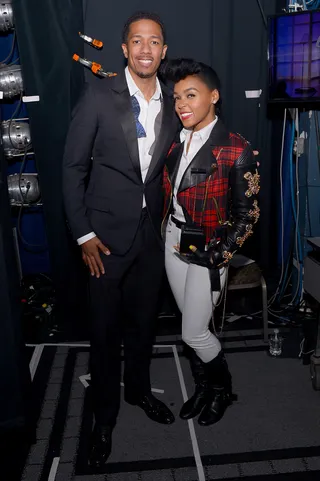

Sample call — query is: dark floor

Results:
[2,316,320,481]
[2,278,320,481]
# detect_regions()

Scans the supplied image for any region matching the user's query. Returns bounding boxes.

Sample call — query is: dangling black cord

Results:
[256,0,268,30]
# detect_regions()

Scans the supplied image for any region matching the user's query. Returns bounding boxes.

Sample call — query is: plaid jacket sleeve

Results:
[211,144,260,267]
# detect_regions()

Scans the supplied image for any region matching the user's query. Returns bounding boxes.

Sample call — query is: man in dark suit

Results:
[63,11,179,468]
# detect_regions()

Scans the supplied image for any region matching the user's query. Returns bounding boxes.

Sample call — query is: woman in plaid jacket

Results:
[163,59,260,426]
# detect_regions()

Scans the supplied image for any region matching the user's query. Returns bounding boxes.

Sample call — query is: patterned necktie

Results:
[131,95,146,138]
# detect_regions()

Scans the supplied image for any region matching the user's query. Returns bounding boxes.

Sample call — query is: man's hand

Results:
[81,237,110,278]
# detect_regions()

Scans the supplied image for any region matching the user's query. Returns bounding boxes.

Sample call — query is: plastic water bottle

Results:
[269,329,283,356]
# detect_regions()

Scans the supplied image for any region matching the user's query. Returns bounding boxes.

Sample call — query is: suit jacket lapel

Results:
[166,142,184,186]
[110,72,142,181]
[145,86,176,183]
[178,119,230,192]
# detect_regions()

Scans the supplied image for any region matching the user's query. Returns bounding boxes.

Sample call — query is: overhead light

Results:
[7,173,40,206]
[0,65,23,99]
[0,1,14,32]
[288,2,306,12]
[1,118,32,157]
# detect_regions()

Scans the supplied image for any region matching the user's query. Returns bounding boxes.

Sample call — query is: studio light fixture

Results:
[73,54,117,78]
[7,173,40,206]
[1,118,32,157]
[0,1,14,32]
[0,65,23,98]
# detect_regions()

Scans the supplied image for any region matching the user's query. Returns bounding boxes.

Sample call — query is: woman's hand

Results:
[253,150,260,167]
[173,243,180,252]
[188,245,215,269]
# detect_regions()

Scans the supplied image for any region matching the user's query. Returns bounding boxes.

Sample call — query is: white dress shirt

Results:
[172,117,218,223]
[77,67,162,245]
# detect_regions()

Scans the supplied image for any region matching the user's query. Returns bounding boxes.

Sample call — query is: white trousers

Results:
[165,219,226,363]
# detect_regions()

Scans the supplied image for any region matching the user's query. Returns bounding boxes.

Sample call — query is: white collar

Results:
[180,116,219,143]
[125,66,162,101]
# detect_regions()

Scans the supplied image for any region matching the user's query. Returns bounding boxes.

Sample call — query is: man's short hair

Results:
[122,11,166,44]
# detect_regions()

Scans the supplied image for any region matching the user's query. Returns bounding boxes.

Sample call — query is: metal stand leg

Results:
[261,275,268,343]
[310,306,320,390]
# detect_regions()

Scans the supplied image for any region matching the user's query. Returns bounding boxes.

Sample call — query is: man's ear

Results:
[122,44,128,58]
[161,44,168,60]
[211,89,220,105]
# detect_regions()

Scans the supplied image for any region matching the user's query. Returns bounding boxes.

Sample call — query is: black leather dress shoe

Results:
[127,393,175,424]
[88,424,112,469]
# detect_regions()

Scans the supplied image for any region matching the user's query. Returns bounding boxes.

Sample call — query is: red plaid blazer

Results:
[163,120,257,244]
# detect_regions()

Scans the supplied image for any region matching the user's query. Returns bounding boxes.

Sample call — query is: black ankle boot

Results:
[198,351,236,426]
[180,350,209,420]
